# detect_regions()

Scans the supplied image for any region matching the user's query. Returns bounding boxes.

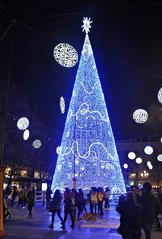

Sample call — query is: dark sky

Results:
[1,0,162,148]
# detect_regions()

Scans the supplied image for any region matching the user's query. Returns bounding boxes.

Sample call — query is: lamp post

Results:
[0,167,6,237]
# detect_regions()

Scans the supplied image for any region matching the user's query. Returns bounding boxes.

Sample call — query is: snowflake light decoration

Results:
[33,139,41,149]
[17,117,29,130]
[133,109,148,124]
[53,43,78,68]
[157,88,162,104]
[81,17,93,34]
[60,96,65,114]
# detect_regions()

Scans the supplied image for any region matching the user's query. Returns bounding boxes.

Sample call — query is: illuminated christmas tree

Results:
[51,18,126,194]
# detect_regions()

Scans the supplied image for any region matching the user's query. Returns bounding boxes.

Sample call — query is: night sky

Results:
[1,0,162,158]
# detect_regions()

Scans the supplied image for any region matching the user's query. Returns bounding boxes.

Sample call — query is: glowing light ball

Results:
[60,96,65,114]
[160,137,162,143]
[157,154,162,162]
[136,157,142,164]
[157,88,162,104]
[128,152,136,160]
[133,109,148,124]
[144,146,153,155]
[53,43,78,68]
[33,139,41,149]
[23,129,29,140]
[123,163,128,169]
[17,117,29,130]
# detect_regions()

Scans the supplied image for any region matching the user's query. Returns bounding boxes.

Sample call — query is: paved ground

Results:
[2,204,162,239]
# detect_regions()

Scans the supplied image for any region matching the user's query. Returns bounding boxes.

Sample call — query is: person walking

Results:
[116,191,142,239]
[27,187,35,217]
[76,188,84,220]
[139,181,161,239]
[97,187,104,215]
[49,189,63,228]
[89,188,98,214]
[62,188,75,229]
[104,187,110,209]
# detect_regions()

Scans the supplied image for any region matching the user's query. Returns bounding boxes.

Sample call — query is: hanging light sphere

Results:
[60,96,65,114]
[157,88,162,104]
[123,163,128,169]
[157,154,162,162]
[33,139,41,149]
[144,146,153,155]
[133,109,148,124]
[160,137,162,143]
[53,43,78,68]
[136,157,142,164]
[23,129,30,140]
[128,152,136,160]
[17,117,29,130]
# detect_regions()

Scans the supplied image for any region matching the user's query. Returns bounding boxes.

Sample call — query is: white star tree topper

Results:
[81,17,93,34]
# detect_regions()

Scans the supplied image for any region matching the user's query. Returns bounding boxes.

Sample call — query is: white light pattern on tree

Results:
[60,96,65,114]
[133,109,148,124]
[51,22,126,194]
[53,43,78,68]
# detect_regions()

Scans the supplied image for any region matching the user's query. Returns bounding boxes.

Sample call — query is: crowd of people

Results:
[46,186,111,229]
[116,182,162,239]
[3,182,162,239]
[4,184,35,218]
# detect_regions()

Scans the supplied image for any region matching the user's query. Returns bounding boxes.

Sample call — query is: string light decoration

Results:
[60,96,65,114]
[17,117,29,130]
[144,146,153,155]
[51,18,126,194]
[23,129,30,140]
[128,152,136,160]
[133,109,148,124]
[53,43,78,67]
[33,139,41,149]
[157,88,162,104]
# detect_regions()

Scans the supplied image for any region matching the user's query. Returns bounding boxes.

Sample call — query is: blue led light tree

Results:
[51,18,126,194]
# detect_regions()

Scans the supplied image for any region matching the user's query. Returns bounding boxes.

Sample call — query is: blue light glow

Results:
[51,29,126,194]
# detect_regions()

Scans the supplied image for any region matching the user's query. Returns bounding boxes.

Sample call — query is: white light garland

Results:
[53,43,78,68]
[17,117,29,130]
[144,146,153,155]
[133,109,148,124]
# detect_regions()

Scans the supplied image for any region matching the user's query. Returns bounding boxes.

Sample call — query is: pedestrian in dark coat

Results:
[49,189,63,228]
[27,187,35,217]
[116,191,142,239]
[139,181,161,239]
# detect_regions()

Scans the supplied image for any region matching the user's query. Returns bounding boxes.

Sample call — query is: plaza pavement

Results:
[2,204,162,239]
